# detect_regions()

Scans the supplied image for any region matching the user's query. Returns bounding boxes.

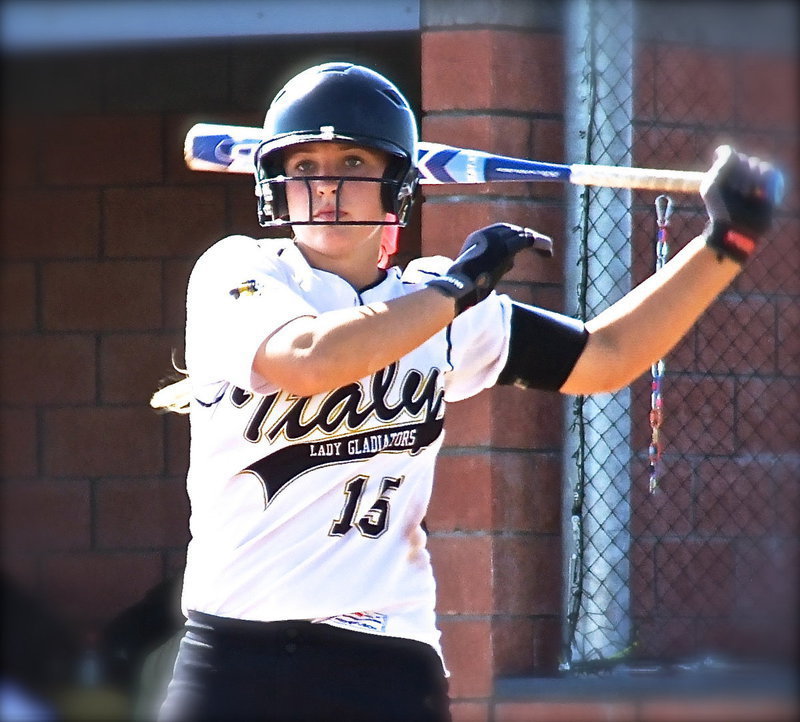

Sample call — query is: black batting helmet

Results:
[254,62,420,227]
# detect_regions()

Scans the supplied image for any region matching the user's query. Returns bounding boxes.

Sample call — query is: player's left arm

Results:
[497,146,780,395]
[560,145,779,395]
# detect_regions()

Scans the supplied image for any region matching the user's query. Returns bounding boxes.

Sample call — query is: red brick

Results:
[437,617,493,698]
[492,386,564,450]
[630,539,656,617]
[43,406,163,477]
[42,260,162,331]
[501,205,566,285]
[104,46,229,113]
[105,187,227,259]
[661,376,736,455]
[533,119,565,165]
[429,535,493,614]
[421,114,534,161]
[41,551,164,628]
[0,333,96,404]
[630,458,693,538]
[735,539,798,622]
[777,300,800,376]
[655,540,736,616]
[501,285,566,320]
[695,458,775,537]
[0,263,36,331]
[0,551,41,596]
[632,125,703,172]
[40,115,163,186]
[227,183,278,239]
[492,32,563,114]
[633,616,699,659]
[0,406,37,477]
[772,458,800,537]
[165,548,188,578]
[695,296,776,374]
[1,189,100,260]
[492,615,536,676]
[428,453,494,532]
[0,479,91,554]
[493,535,561,615]
[95,477,190,549]
[421,201,564,279]
[492,452,561,533]
[422,31,496,111]
[654,45,735,125]
[99,332,184,404]
[1,117,41,188]
[737,216,800,295]
[493,614,561,677]
[737,378,798,454]
[422,31,563,114]
[737,53,799,131]
[162,259,194,331]
[165,413,190,477]
[443,393,493,448]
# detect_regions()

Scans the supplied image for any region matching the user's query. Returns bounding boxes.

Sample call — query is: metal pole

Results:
[562,0,635,667]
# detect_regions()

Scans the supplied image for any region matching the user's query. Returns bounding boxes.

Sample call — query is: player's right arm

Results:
[255,288,456,397]
[254,224,551,397]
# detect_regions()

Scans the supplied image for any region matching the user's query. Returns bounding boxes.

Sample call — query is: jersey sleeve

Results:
[443,292,513,402]
[185,236,317,396]
[401,255,512,403]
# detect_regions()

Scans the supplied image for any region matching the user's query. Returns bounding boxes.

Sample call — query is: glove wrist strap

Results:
[426,276,472,315]
[703,220,756,266]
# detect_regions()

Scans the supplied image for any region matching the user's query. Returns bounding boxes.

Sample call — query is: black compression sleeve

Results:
[497,302,589,391]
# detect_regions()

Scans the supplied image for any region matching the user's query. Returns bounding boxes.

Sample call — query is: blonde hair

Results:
[150,353,192,415]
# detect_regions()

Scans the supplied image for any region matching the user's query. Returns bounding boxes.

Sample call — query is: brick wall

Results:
[1,10,797,721]
[420,27,569,719]
[0,34,419,641]
[627,37,799,664]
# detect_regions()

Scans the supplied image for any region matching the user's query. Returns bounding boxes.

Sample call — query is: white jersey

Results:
[180,235,513,664]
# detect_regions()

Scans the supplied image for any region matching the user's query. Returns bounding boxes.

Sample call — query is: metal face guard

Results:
[256,175,403,226]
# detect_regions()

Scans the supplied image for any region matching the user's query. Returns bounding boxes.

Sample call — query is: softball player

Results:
[153,63,777,721]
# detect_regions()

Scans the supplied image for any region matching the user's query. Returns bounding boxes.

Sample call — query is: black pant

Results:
[158,611,451,722]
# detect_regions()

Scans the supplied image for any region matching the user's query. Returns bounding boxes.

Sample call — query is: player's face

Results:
[283,142,389,263]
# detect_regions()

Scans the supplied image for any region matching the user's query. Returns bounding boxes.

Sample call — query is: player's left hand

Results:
[700,145,783,264]
[426,222,553,315]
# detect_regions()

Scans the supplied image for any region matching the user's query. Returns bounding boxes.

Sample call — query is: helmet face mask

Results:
[255,63,419,228]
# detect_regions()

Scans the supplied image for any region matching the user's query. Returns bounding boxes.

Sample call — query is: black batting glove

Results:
[426,223,553,315]
[700,145,783,265]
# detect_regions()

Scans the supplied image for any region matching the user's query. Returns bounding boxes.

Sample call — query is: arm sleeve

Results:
[496,301,589,391]
[185,236,318,397]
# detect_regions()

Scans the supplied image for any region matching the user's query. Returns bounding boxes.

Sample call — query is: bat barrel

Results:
[570,164,704,193]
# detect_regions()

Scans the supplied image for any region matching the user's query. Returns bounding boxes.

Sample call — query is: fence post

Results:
[562,0,635,667]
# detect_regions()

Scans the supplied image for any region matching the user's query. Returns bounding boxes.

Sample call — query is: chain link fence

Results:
[562,0,798,673]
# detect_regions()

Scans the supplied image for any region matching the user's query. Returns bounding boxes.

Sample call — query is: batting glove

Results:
[700,145,783,265]
[426,223,553,315]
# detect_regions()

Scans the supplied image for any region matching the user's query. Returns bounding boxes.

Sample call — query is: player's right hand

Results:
[700,145,782,265]
[426,222,553,315]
